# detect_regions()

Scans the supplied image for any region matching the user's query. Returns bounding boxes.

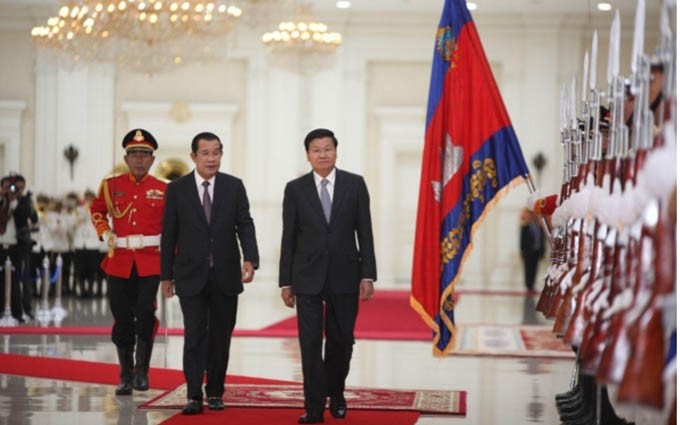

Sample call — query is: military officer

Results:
[90,129,166,395]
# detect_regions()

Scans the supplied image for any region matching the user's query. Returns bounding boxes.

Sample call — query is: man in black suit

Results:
[279,128,377,424]
[160,132,259,415]
[520,207,545,293]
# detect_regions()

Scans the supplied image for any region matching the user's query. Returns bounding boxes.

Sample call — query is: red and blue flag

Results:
[410,0,530,355]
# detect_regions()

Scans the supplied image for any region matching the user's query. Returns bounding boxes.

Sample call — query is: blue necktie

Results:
[320,178,331,223]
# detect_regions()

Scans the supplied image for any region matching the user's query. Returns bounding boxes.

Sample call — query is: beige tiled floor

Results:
[0,280,576,425]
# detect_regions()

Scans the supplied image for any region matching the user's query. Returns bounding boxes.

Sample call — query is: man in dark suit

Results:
[279,128,377,424]
[520,207,545,293]
[160,132,259,415]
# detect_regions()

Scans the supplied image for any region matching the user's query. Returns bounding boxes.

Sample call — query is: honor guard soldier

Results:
[90,129,166,395]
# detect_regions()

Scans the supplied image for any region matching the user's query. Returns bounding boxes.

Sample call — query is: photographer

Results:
[0,174,38,321]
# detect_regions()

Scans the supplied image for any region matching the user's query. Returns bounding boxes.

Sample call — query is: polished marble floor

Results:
[0,277,577,425]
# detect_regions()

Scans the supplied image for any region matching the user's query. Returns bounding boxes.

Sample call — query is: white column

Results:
[0,100,26,177]
[374,106,425,284]
[34,52,115,195]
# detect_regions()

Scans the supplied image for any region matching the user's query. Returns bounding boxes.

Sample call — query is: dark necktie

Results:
[320,178,331,223]
[202,181,211,223]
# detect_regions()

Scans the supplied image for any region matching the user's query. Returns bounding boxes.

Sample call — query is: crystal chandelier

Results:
[261,3,342,57]
[31,1,243,74]
[262,21,342,54]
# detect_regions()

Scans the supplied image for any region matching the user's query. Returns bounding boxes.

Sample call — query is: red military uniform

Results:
[90,173,166,278]
[96,128,165,396]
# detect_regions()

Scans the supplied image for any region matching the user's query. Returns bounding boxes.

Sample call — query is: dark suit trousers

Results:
[522,253,540,291]
[178,268,238,401]
[296,291,358,415]
[108,265,160,347]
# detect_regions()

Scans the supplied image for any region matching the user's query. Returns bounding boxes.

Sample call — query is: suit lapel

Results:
[329,169,347,226]
[210,173,226,224]
[302,172,327,225]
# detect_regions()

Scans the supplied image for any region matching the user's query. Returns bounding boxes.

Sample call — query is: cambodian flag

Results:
[411,0,530,355]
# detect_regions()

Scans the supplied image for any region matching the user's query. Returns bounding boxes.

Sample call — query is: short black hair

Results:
[191,132,223,153]
[304,128,338,151]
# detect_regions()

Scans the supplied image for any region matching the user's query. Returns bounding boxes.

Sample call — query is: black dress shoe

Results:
[115,381,133,396]
[207,397,225,410]
[182,400,204,415]
[297,413,324,424]
[329,398,347,419]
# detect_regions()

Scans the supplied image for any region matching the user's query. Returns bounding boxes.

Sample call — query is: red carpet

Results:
[260,290,439,340]
[0,353,432,424]
[0,290,442,341]
[161,408,421,425]
[143,382,466,414]
[0,353,289,390]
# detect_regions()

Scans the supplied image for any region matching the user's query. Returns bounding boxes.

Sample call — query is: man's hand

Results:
[160,280,174,298]
[103,230,116,248]
[241,261,255,283]
[281,287,295,308]
[359,279,374,301]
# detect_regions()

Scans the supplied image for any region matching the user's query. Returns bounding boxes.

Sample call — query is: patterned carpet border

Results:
[450,324,575,359]
[141,383,466,415]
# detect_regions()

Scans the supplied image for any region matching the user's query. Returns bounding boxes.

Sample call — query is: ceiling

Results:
[314,0,650,15]
[0,0,660,15]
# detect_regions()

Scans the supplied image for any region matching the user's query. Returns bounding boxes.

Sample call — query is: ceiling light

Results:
[31,0,242,74]
[336,1,351,9]
[466,2,477,11]
[597,2,612,11]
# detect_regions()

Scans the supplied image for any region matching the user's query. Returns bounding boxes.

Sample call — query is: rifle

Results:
[553,39,603,335]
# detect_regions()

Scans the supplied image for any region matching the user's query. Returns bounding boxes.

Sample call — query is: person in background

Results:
[73,190,106,297]
[0,174,38,321]
[520,207,545,293]
[90,129,166,395]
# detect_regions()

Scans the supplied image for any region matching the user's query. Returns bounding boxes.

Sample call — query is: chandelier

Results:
[262,21,342,54]
[261,3,342,61]
[31,1,243,74]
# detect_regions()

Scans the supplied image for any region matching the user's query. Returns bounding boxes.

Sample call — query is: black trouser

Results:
[107,265,160,348]
[75,249,104,295]
[522,253,540,291]
[178,268,238,401]
[296,290,358,416]
[16,248,33,315]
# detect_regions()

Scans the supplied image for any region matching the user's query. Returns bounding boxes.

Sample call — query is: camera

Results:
[8,183,17,194]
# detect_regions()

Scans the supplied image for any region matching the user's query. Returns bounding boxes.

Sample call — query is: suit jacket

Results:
[279,168,376,295]
[160,171,259,297]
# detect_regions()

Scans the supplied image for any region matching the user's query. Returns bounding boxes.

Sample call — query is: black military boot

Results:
[115,346,134,395]
[133,340,152,391]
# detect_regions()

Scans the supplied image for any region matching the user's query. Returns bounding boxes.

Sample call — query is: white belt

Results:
[114,234,161,250]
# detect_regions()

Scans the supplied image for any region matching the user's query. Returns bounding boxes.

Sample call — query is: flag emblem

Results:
[436,27,457,63]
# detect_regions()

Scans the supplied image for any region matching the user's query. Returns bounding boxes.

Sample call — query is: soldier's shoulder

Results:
[149,175,169,185]
[102,172,126,182]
